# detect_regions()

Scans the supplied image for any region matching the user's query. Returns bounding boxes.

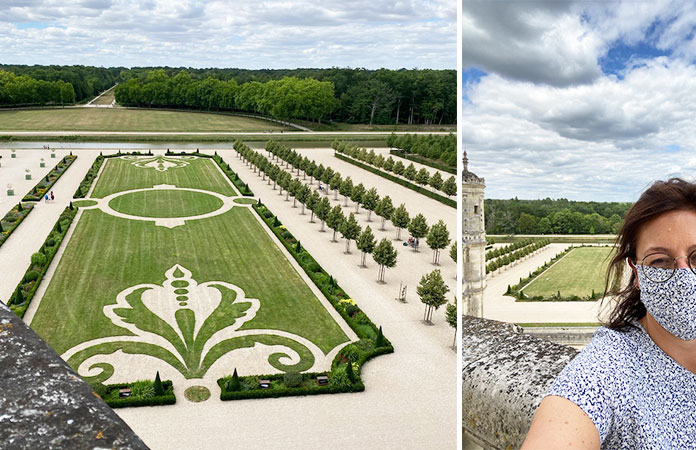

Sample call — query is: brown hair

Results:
[604,178,696,330]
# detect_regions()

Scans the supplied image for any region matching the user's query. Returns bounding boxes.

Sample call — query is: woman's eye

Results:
[648,257,672,267]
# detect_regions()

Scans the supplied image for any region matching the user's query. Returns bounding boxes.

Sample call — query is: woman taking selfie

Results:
[522,178,696,449]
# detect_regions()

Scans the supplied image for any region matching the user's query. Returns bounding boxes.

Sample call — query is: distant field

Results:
[523,247,613,298]
[489,234,617,244]
[0,108,291,132]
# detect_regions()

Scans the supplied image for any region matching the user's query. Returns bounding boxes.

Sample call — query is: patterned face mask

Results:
[637,267,696,341]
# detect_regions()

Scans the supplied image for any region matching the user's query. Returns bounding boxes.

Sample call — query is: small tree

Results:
[383,156,395,172]
[391,204,410,240]
[56,221,62,234]
[393,160,405,175]
[289,178,302,207]
[430,171,443,192]
[315,197,331,231]
[404,163,417,181]
[415,168,430,186]
[297,184,311,214]
[375,325,386,347]
[329,173,343,200]
[339,176,354,207]
[407,213,428,251]
[326,205,345,242]
[445,301,457,347]
[351,183,366,213]
[427,220,451,264]
[442,176,457,197]
[227,368,241,392]
[340,213,361,253]
[306,190,320,222]
[373,238,397,283]
[154,371,165,396]
[356,225,377,266]
[449,242,457,262]
[362,188,379,221]
[417,269,450,323]
[375,195,394,230]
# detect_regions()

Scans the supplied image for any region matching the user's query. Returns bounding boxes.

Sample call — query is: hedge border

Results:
[334,153,456,208]
[72,151,148,198]
[214,201,394,401]
[0,202,34,250]
[8,205,78,318]
[388,149,456,174]
[98,380,176,408]
[22,154,77,201]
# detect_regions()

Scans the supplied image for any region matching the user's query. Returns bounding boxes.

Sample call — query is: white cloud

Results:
[0,0,455,69]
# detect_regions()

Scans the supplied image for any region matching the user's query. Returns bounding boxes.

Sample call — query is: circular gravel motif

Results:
[184,385,211,403]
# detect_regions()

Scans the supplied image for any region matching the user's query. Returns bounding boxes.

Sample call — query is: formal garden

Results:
[9,152,393,406]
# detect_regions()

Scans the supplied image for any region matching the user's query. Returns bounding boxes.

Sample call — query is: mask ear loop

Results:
[627,257,640,291]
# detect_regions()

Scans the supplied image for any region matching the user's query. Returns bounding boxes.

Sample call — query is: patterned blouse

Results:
[546,322,696,449]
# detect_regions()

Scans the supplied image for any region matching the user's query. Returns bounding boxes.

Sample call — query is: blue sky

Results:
[462,0,696,202]
[0,1,455,70]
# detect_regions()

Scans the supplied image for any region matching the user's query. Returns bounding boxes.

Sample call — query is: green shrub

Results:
[344,303,358,317]
[30,252,47,267]
[153,371,165,396]
[45,238,55,247]
[283,371,303,388]
[263,210,273,219]
[227,368,241,392]
[130,380,155,399]
[24,270,39,282]
[329,367,352,389]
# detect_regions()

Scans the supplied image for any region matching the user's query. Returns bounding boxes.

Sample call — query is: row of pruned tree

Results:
[485,239,551,274]
[0,70,75,107]
[115,70,337,122]
[332,140,457,197]
[386,133,457,169]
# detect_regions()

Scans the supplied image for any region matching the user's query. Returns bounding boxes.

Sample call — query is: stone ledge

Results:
[462,315,579,449]
[0,302,148,449]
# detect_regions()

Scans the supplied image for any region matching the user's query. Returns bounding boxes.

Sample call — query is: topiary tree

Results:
[351,183,366,213]
[427,220,451,264]
[362,188,379,221]
[430,171,443,191]
[449,242,457,263]
[340,213,361,253]
[326,205,345,242]
[339,176,353,207]
[306,190,320,222]
[415,168,430,186]
[417,269,450,323]
[442,176,457,197]
[297,184,311,214]
[374,195,394,230]
[356,225,376,267]
[404,163,417,181]
[289,178,302,207]
[154,371,165,396]
[56,221,62,234]
[315,197,331,231]
[227,368,241,392]
[375,325,386,348]
[383,156,395,172]
[295,240,302,253]
[391,203,410,240]
[407,213,428,251]
[329,173,342,200]
[373,238,397,283]
[393,160,405,175]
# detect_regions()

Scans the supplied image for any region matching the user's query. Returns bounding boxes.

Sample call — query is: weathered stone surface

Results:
[462,315,579,450]
[0,302,148,449]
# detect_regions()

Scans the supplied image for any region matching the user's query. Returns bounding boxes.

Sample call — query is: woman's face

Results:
[634,209,696,282]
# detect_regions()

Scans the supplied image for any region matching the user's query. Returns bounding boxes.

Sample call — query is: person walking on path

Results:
[44,194,49,203]
[50,191,54,202]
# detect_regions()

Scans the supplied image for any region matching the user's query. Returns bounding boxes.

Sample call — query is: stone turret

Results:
[462,151,486,317]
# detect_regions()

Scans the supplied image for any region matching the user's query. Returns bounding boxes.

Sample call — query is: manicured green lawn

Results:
[523,247,613,298]
[0,108,290,132]
[109,190,223,218]
[92,157,236,198]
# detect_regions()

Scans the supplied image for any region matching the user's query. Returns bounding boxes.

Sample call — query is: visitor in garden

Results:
[44,194,49,203]
[50,191,54,202]
[522,178,696,449]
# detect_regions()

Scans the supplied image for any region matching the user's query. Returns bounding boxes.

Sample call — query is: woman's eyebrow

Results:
[642,246,671,254]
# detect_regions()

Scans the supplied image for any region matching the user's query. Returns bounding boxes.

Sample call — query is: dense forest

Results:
[0,64,121,103]
[116,67,456,125]
[386,133,456,169]
[485,198,632,235]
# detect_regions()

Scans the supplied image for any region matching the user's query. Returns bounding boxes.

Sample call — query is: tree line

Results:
[485,198,632,235]
[0,70,75,107]
[114,70,337,123]
[117,67,455,125]
[0,64,121,103]
[386,133,457,170]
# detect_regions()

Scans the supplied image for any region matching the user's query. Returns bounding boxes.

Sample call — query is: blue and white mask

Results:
[637,267,696,341]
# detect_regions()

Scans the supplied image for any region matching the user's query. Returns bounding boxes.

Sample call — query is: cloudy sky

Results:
[1,0,455,70]
[463,0,696,202]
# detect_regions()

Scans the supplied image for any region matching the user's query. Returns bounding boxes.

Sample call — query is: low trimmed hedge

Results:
[8,205,78,318]
[0,202,34,249]
[389,149,456,174]
[95,380,176,408]
[22,154,77,201]
[335,153,456,208]
[216,203,394,401]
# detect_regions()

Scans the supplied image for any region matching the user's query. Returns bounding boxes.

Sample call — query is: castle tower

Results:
[462,151,486,317]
